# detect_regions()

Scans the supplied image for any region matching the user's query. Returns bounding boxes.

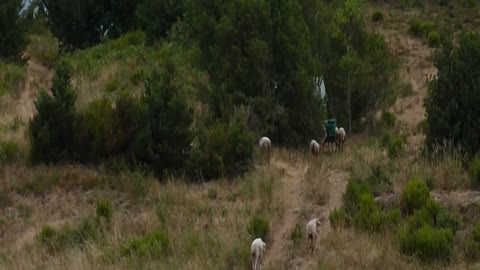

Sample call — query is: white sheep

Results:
[251,238,267,270]
[306,218,322,253]
[336,127,346,151]
[310,139,320,156]
[259,136,272,164]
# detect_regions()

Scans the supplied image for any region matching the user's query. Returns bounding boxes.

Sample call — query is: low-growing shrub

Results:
[381,110,396,129]
[465,223,480,261]
[121,230,170,258]
[371,9,384,22]
[290,223,304,248]
[365,165,393,196]
[400,226,454,262]
[37,225,56,244]
[0,140,18,164]
[343,179,372,215]
[0,62,26,97]
[409,18,435,38]
[37,218,97,251]
[380,132,406,158]
[96,199,113,221]
[400,177,431,215]
[427,31,441,48]
[247,216,269,239]
[104,78,120,92]
[329,208,348,229]
[26,33,59,67]
[469,155,480,189]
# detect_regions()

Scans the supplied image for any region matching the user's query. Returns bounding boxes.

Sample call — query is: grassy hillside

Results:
[1,0,480,269]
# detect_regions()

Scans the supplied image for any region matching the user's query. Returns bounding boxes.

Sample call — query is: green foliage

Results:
[371,8,383,22]
[133,63,193,176]
[29,60,77,164]
[121,230,170,258]
[104,78,120,92]
[96,199,113,221]
[343,179,372,215]
[0,62,26,96]
[364,165,393,196]
[381,110,396,129]
[329,208,348,229]
[136,0,184,44]
[427,31,441,48]
[409,18,435,38]
[193,107,255,180]
[26,33,59,67]
[0,140,19,164]
[380,132,406,158]
[108,30,146,50]
[469,155,480,189]
[0,0,28,62]
[247,216,269,240]
[400,226,454,262]
[37,218,97,251]
[400,177,431,215]
[290,223,304,248]
[465,223,480,261]
[425,31,480,156]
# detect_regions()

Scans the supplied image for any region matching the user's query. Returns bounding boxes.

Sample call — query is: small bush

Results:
[343,179,372,215]
[469,155,480,189]
[121,230,170,258]
[104,78,120,92]
[130,67,146,85]
[381,110,396,129]
[379,132,406,158]
[0,62,26,97]
[37,218,97,250]
[365,165,393,196]
[26,33,59,67]
[465,223,480,261]
[400,177,431,215]
[109,30,146,50]
[329,208,348,229]
[290,223,304,248]
[96,199,113,221]
[0,140,18,164]
[400,226,454,262]
[427,31,441,48]
[371,9,384,22]
[353,193,387,232]
[409,18,435,38]
[37,225,56,244]
[247,216,269,239]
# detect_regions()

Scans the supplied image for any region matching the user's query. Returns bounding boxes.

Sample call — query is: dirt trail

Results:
[264,157,349,269]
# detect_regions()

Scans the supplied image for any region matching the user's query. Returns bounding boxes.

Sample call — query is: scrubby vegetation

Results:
[2,0,480,269]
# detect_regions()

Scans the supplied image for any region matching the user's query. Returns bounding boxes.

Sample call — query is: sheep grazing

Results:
[310,139,320,156]
[336,127,346,151]
[251,238,267,270]
[306,218,322,253]
[259,136,272,164]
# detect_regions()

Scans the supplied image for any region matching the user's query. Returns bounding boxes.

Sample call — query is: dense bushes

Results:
[400,226,454,263]
[0,0,28,62]
[29,60,77,164]
[469,155,480,189]
[425,31,480,157]
[400,177,431,215]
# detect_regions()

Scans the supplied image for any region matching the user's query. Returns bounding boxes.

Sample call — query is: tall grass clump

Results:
[469,155,480,189]
[27,33,59,67]
[0,62,26,97]
[121,230,170,258]
[247,216,269,239]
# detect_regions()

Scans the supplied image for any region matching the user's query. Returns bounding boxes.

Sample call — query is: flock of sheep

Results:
[252,128,346,269]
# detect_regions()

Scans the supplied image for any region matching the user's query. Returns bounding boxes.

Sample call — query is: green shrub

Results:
[409,18,435,38]
[37,218,97,250]
[329,208,348,229]
[371,9,384,22]
[109,30,146,50]
[247,216,269,239]
[193,107,254,180]
[0,140,18,164]
[400,226,454,262]
[465,223,480,261]
[381,110,396,129]
[37,225,56,244]
[380,132,406,158]
[353,193,386,232]
[130,67,146,85]
[96,199,113,221]
[365,165,393,196]
[400,177,431,215]
[29,60,77,164]
[104,78,120,92]
[121,230,170,258]
[26,33,59,67]
[427,31,441,48]
[0,62,26,97]
[290,223,304,248]
[343,179,372,215]
[469,155,480,189]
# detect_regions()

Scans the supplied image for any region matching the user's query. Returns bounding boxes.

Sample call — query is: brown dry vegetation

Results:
[2,1,480,269]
